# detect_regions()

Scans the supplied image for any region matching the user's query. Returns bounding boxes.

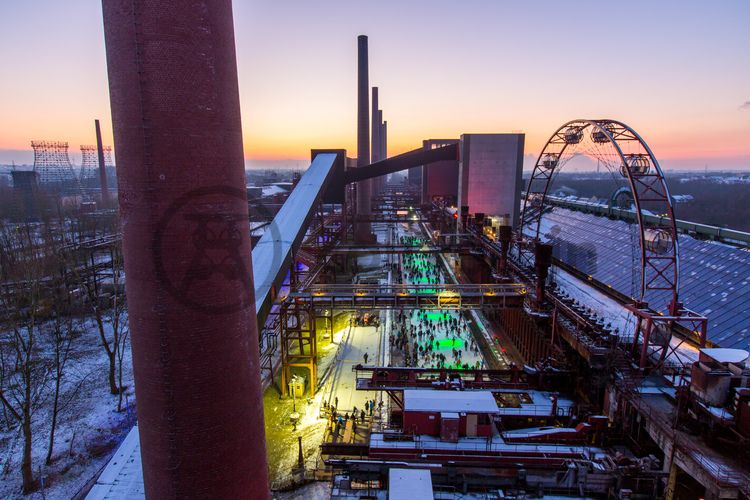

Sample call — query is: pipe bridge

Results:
[288,282,526,310]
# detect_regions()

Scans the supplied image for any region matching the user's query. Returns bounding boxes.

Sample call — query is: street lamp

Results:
[290,375,301,431]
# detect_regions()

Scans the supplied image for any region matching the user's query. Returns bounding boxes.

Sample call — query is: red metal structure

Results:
[521,119,679,309]
[520,119,707,369]
[101,1,269,497]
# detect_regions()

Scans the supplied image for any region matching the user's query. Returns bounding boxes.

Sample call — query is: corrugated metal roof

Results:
[534,207,750,351]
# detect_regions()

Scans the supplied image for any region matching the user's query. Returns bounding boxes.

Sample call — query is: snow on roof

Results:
[503,426,576,437]
[388,468,434,500]
[492,389,574,417]
[370,433,606,458]
[261,185,287,197]
[534,206,750,352]
[701,348,749,365]
[403,390,498,413]
[85,426,145,500]
[699,402,735,422]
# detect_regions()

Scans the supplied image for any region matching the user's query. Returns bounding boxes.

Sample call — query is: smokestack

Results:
[371,88,379,164]
[370,87,382,196]
[371,88,380,196]
[357,35,370,167]
[381,120,388,160]
[356,35,371,240]
[101,1,269,498]
[378,110,385,193]
[94,119,110,206]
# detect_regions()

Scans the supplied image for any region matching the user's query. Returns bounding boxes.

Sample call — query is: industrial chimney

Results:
[101,1,269,497]
[356,35,372,241]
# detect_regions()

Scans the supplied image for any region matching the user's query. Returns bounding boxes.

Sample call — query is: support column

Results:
[101,1,269,497]
[497,225,512,279]
[534,242,553,309]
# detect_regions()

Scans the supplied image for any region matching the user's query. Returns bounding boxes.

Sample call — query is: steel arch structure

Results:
[520,119,679,311]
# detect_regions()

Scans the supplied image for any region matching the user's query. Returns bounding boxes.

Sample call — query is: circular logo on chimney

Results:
[153,185,281,315]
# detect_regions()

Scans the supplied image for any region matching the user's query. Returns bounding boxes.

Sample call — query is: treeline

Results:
[669,179,750,231]
[0,205,128,494]
[536,173,750,232]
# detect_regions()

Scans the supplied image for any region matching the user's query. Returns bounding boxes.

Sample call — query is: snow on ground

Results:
[264,224,390,490]
[0,316,135,500]
[262,320,357,488]
[273,480,331,499]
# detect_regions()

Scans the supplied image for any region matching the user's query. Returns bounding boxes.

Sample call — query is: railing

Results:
[285,283,526,311]
[299,282,526,297]
[625,390,750,494]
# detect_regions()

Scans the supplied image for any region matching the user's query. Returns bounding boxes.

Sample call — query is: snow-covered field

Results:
[0,317,134,499]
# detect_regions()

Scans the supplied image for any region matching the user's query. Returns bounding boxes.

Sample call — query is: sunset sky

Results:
[0,0,748,170]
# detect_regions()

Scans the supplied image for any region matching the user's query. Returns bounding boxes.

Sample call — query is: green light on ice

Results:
[432,338,465,351]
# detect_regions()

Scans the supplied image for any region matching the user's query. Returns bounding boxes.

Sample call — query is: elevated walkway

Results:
[252,153,338,325]
[289,282,526,310]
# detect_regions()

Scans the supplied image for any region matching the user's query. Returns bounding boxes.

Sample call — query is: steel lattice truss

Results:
[80,144,114,181]
[31,140,79,185]
[519,119,679,311]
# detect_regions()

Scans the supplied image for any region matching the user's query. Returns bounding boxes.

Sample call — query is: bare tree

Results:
[70,214,125,396]
[33,207,80,465]
[44,275,77,465]
[0,220,53,493]
[110,251,130,412]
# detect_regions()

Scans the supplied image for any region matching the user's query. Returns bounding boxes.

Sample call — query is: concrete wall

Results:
[421,139,459,204]
[458,134,524,227]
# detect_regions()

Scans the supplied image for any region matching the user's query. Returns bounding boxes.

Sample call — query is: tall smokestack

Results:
[371,89,380,164]
[356,35,371,240]
[371,87,380,196]
[377,109,385,192]
[357,35,370,168]
[101,1,269,498]
[382,120,388,161]
[94,119,110,206]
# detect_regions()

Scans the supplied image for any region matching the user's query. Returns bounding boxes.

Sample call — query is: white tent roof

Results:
[403,390,498,413]
[388,468,433,500]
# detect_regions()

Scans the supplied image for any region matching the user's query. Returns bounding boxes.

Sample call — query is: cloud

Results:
[740,101,750,111]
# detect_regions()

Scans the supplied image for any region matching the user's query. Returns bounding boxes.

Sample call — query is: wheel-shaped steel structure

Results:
[520,119,679,310]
